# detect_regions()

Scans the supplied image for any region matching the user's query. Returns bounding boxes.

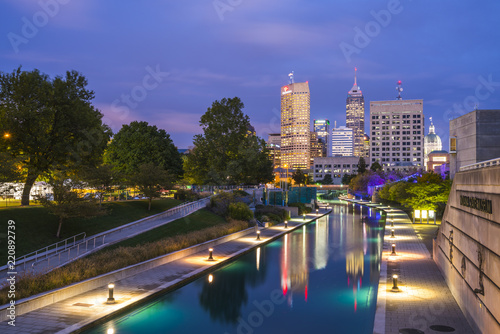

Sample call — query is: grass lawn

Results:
[104,209,227,250]
[0,198,181,262]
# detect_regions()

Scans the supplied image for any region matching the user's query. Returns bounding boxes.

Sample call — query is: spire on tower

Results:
[396,80,403,100]
[354,67,357,85]
[288,71,294,84]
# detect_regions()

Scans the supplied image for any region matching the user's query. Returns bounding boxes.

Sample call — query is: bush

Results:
[254,205,289,223]
[174,189,201,201]
[228,202,253,221]
[287,202,311,215]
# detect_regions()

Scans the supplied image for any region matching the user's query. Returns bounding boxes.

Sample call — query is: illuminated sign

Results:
[460,195,492,214]
[282,86,292,95]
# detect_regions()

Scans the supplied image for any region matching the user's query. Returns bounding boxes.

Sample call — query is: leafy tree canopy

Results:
[370,161,382,172]
[184,97,273,185]
[357,156,367,174]
[104,121,182,179]
[131,163,174,210]
[292,169,307,186]
[0,67,111,205]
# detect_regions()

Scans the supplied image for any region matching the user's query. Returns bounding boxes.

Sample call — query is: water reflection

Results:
[198,248,269,324]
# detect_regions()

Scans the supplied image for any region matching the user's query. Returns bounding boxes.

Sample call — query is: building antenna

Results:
[354,67,357,86]
[288,71,295,84]
[396,80,403,100]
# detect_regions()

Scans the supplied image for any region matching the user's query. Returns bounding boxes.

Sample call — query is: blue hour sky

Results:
[1,0,499,149]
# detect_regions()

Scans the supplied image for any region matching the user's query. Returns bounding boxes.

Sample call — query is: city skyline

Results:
[1,1,499,150]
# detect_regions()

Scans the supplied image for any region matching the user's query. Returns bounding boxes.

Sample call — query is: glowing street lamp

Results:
[3,133,10,138]
[303,213,306,220]
[106,283,115,304]
[391,243,397,256]
[208,248,214,261]
[391,275,400,292]
[284,220,288,229]
[256,230,261,240]
[391,229,395,238]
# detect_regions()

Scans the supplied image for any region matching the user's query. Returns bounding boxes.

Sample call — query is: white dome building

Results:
[424,117,443,170]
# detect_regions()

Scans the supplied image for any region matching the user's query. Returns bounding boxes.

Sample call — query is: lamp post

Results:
[256,230,261,240]
[391,275,400,292]
[391,229,395,238]
[208,248,214,261]
[284,220,288,229]
[107,283,115,304]
[391,243,397,256]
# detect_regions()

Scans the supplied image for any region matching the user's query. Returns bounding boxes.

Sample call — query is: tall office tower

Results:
[331,126,354,156]
[314,119,330,156]
[370,92,424,172]
[423,117,442,169]
[267,133,281,169]
[346,68,365,157]
[310,131,325,166]
[281,73,311,169]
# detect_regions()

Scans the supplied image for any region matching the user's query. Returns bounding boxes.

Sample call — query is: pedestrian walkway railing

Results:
[31,234,107,273]
[4,232,87,271]
[459,157,500,171]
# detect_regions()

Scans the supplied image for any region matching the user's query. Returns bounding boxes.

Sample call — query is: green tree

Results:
[79,164,116,206]
[37,176,105,238]
[357,157,367,174]
[321,174,333,185]
[292,169,307,186]
[0,67,111,205]
[184,97,273,185]
[131,163,174,211]
[105,121,182,179]
[401,173,451,212]
[342,173,356,185]
[370,161,382,172]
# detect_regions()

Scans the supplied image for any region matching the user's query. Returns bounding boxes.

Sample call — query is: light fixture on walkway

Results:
[316,208,319,214]
[391,275,400,292]
[303,213,306,220]
[391,218,394,227]
[391,243,397,256]
[208,248,214,261]
[391,229,395,238]
[107,283,115,304]
[284,220,288,229]
[256,230,261,240]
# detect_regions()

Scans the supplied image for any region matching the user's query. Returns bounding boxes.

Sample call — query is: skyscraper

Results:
[346,68,365,157]
[331,126,354,156]
[370,96,424,172]
[314,119,329,156]
[281,74,311,169]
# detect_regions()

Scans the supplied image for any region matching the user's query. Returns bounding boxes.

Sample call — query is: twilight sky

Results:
[1,0,500,150]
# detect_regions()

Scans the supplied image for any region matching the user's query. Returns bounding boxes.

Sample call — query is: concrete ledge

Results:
[0,227,254,320]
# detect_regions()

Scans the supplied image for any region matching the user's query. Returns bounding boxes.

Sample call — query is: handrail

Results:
[15,232,87,266]
[459,157,500,171]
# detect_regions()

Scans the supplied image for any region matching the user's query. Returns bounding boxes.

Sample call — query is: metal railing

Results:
[459,157,500,171]
[12,232,87,270]
[31,234,107,273]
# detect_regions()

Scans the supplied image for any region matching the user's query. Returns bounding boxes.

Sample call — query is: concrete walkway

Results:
[0,210,329,334]
[348,201,475,334]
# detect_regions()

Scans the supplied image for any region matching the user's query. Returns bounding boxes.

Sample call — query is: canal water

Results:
[84,203,385,334]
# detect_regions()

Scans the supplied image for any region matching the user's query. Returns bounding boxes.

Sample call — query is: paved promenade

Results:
[0,210,328,334]
[356,201,476,334]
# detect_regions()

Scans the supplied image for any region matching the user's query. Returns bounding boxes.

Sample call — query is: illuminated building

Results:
[370,85,424,172]
[281,73,311,169]
[346,68,365,157]
[331,126,353,156]
[267,133,281,169]
[310,131,326,167]
[313,119,329,156]
[312,156,361,185]
[363,134,370,158]
[423,117,442,169]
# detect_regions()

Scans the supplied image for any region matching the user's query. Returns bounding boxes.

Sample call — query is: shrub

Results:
[254,205,289,223]
[228,202,253,221]
[287,202,311,215]
[174,189,201,201]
